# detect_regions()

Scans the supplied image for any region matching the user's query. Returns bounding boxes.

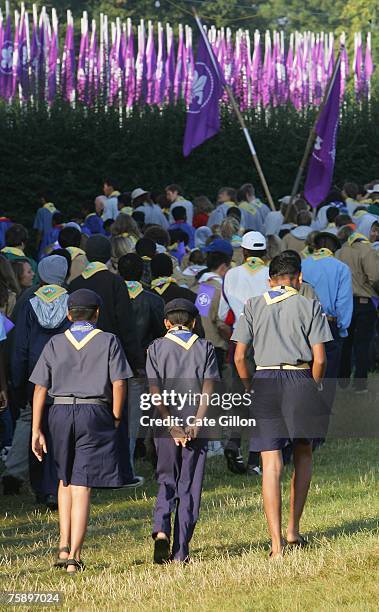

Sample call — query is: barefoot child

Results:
[30,288,132,574]
[146,298,219,563]
[233,253,332,557]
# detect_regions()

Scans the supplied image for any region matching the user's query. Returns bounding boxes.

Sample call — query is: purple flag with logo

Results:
[0,14,13,100]
[195,283,216,317]
[304,61,341,208]
[183,31,225,157]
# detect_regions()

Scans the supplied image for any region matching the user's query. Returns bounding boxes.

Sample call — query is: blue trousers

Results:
[29,405,58,498]
[153,437,207,561]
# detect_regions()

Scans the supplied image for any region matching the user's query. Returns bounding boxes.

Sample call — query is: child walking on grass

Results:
[146,298,219,564]
[30,288,132,574]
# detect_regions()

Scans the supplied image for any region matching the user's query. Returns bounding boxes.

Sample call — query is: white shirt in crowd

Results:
[218,262,270,326]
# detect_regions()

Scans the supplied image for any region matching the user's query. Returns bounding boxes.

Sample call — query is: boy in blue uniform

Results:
[233,254,332,558]
[30,289,133,574]
[146,298,219,564]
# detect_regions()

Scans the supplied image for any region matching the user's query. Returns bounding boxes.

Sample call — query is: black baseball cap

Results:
[164,298,198,318]
[68,289,102,309]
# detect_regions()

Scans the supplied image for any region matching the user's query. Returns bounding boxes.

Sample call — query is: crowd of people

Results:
[1,177,379,571]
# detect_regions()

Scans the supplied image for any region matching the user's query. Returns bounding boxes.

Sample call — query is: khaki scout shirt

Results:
[193,274,230,350]
[337,240,379,298]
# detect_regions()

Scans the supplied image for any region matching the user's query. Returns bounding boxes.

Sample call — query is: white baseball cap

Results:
[131,188,148,201]
[366,184,379,194]
[241,231,266,250]
[278,195,291,204]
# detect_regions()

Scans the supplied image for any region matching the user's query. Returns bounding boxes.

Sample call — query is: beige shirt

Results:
[282,233,306,254]
[337,242,379,298]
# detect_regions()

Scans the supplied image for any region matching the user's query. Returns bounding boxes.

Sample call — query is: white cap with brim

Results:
[131,188,148,201]
[366,184,379,194]
[241,231,267,250]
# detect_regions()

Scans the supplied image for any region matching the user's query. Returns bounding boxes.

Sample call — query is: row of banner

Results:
[0,3,375,109]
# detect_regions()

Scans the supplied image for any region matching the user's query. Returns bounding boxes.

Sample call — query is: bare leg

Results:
[261,450,284,556]
[287,442,312,542]
[58,481,71,559]
[66,485,91,573]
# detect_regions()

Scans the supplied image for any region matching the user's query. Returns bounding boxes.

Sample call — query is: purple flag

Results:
[77,17,89,103]
[125,20,135,108]
[145,22,156,105]
[154,22,166,105]
[88,20,98,101]
[61,15,75,103]
[304,61,341,207]
[18,11,29,97]
[11,11,20,98]
[174,24,185,102]
[0,14,13,100]
[184,25,194,105]
[195,283,216,317]
[183,27,225,157]
[47,13,59,103]
[164,24,175,103]
[364,32,374,98]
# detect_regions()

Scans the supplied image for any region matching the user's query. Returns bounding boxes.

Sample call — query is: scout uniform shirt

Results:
[146,326,219,421]
[193,272,230,350]
[337,232,379,298]
[232,286,333,366]
[218,257,270,326]
[30,321,132,403]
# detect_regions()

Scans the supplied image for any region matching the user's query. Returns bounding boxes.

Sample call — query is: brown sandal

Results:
[53,546,70,568]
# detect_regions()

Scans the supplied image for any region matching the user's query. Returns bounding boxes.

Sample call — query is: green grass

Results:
[0,438,378,611]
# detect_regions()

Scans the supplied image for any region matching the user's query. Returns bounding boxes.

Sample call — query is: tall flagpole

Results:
[284,47,343,221]
[192,9,276,211]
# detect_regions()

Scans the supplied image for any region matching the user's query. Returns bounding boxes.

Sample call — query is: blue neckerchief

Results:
[70,321,96,342]
[267,288,287,299]
[167,326,194,342]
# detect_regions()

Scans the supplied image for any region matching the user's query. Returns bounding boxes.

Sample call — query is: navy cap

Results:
[164,298,198,318]
[204,238,233,258]
[68,289,102,309]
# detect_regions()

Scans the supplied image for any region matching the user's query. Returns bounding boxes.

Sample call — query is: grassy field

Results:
[0,437,378,611]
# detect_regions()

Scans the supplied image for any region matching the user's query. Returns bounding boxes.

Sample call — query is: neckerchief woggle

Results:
[311,248,334,260]
[243,257,266,274]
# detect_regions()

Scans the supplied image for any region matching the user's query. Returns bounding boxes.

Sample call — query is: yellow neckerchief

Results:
[223,201,237,208]
[1,246,24,257]
[125,280,143,299]
[168,242,179,251]
[142,255,152,261]
[353,210,368,219]
[176,196,187,203]
[64,328,102,351]
[264,285,298,305]
[243,256,266,274]
[82,261,109,279]
[326,222,336,229]
[301,246,312,259]
[165,325,199,350]
[120,206,133,215]
[311,248,334,260]
[254,198,265,209]
[151,276,177,295]
[163,208,170,215]
[66,246,86,260]
[34,285,67,303]
[347,232,371,247]
[110,191,120,198]
[43,202,57,213]
[85,213,96,220]
[239,201,257,215]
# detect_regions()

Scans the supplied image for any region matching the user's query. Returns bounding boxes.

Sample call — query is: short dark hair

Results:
[132,211,145,230]
[118,253,144,281]
[135,237,157,258]
[104,177,117,188]
[269,252,301,278]
[335,214,353,228]
[242,248,267,258]
[52,212,64,225]
[166,310,194,326]
[296,211,312,226]
[218,187,237,203]
[166,184,182,195]
[326,206,339,223]
[103,219,114,231]
[6,224,28,247]
[280,249,302,265]
[343,182,359,199]
[237,183,255,203]
[59,226,81,249]
[206,251,231,270]
[172,206,187,221]
[314,234,341,253]
[144,226,170,247]
[169,228,189,247]
[151,253,173,278]
[68,306,98,321]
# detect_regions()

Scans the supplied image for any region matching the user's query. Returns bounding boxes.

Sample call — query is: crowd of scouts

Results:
[0,177,379,572]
